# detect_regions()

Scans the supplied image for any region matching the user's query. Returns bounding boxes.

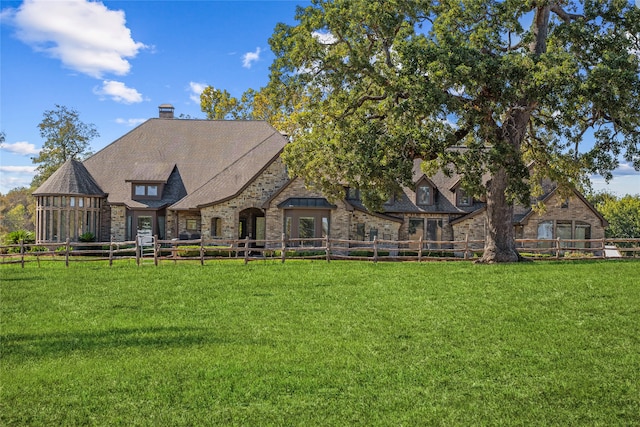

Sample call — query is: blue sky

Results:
[1,0,638,196]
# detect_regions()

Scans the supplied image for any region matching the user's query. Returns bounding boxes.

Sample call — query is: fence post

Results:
[418,236,423,262]
[154,235,159,266]
[135,234,140,266]
[373,236,378,263]
[200,238,205,266]
[325,235,330,262]
[464,234,469,260]
[281,233,286,263]
[555,237,561,259]
[244,236,250,265]
[109,238,114,266]
[20,239,25,269]
[65,238,70,267]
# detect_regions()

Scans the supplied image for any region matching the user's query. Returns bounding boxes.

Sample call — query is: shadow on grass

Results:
[2,326,266,360]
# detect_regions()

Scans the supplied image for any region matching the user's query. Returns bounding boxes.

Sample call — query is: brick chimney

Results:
[158,104,174,119]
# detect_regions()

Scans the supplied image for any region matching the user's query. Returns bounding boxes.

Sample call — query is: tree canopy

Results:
[31,105,98,187]
[256,0,640,262]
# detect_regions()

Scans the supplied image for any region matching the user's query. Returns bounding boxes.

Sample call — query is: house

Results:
[33,105,607,250]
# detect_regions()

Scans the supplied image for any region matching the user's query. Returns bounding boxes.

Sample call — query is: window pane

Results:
[256,217,266,241]
[557,222,572,247]
[537,221,553,248]
[417,186,430,205]
[322,217,329,237]
[135,185,146,196]
[299,217,315,239]
[356,223,365,241]
[147,185,158,196]
[284,216,291,239]
[70,197,75,207]
[409,218,424,235]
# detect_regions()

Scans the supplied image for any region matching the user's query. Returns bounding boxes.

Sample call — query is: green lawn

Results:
[1,260,639,426]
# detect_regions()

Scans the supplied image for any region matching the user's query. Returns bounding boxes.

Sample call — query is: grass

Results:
[1,260,639,426]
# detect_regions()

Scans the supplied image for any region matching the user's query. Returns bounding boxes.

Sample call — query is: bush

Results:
[79,232,95,242]
[4,230,35,253]
[176,245,232,257]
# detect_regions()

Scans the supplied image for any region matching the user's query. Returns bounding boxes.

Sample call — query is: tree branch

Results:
[550,4,584,23]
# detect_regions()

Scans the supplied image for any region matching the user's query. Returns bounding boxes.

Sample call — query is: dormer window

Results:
[457,188,472,206]
[346,187,360,201]
[132,183,162,200]
[416,184,433,205]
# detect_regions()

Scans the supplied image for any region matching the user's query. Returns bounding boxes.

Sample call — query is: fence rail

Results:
[1,235,639,267]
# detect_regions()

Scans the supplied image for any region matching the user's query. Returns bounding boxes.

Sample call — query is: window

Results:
[356,223,365,241]
[537,220,592,248]
[284,209,330,245]
[299,217,315,239]
[346,187,360,200]
[186,219,198,231]
[408,218,424,236]
[416,185,432,205]
[211,217,222,238]
[457,189,472,206]
[426,219,442,245]
[369,228,378,241]
[574,222,591,248]
[132,183,162,199]
[36,195,102,243]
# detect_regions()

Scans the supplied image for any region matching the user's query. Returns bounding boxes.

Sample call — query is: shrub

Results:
[79,232,96,242]
[4,230,35,253]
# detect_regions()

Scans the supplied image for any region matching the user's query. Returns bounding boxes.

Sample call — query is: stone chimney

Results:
[158,104,175,119]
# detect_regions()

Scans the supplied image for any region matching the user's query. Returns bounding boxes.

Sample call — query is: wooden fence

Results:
[1,235,639,267]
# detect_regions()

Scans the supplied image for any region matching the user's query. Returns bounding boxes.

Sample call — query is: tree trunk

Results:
[477,167,520,263]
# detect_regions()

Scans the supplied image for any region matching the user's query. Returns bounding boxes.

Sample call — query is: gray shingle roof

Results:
[33,159,105,196]
[80,119,287,209]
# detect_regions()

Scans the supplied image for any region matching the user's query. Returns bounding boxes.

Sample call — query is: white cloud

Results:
[0,166,37,193]
[8,0,146,78]
[242,47,261,69]
[0,165,37,174]
[115,118,146,127]
[94,80,143,104]
[0,141,40,156]
[188,81,207,104]
[312,31,337,45]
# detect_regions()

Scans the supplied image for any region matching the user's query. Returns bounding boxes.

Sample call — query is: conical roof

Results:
[33,159,105,196]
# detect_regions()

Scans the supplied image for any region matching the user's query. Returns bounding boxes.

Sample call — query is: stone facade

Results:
[349,210,401,241]
[109,205,127,242]
[451,213,487,250]
[198,157,290,241]
[519,191,605,248]
[264,177,352,244]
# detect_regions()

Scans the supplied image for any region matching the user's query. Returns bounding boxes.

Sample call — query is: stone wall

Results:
[349,210,401,241]
[264,177,352,244]
[451,213,487,250]
[199,157,290,240]
[99,200,111,242]
[520,191,605,247]
[109,205,127,241]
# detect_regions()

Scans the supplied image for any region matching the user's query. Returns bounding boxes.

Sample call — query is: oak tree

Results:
[32,105,98,187]
[265,0,640,262]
